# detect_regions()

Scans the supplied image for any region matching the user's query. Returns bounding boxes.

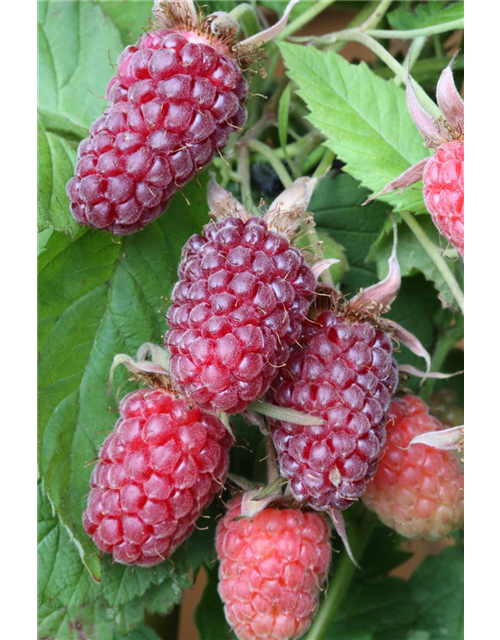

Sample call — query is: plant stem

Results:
[367,19,464,39]
[264,435,280,484]
[304,511,376,640]
[395,35,427,86]
[279,0,338,39]
[229,2,261,39]
[399,211,464,314]
[247,140,293,188]
[313,148,336,178]
[421,322,464,402]
[238,145,252,209]
[358,0,393,31]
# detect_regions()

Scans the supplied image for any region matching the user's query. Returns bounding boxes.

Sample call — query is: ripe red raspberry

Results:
[216,497,331,640]
[82,387,231,566]
[66,25,247,234]
[269,310,398,512]
[165,216,316,414]
[423,140,464,257]
[363,395,464,539]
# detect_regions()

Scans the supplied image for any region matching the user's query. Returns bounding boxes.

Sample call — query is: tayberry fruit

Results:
[216,497,331,640]
[269,310,398,512]
[83,387,231,566]
[363,395,464,539]
[165,178,318,414]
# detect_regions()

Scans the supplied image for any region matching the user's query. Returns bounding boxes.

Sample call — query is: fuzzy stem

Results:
[278,0,338,39]
[304,510,376,640]
[238,145,253,209]
[264,435,280,484]
[367,19,464,39]
[357,0,393,31]
[313,148,336,179]
[229,3,261,39]
[247,140,294,188]
[399,211,464,314]
[421,323,464,402]
[395,35,427,86]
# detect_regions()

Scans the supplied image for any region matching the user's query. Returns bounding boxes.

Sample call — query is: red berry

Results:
[82,388,231,566]
[269,311,398,512]
[165,217,316,414]
[363,395,464,539]
[67,29,247,234]
[423,140,464,257]
[216,497,331,640]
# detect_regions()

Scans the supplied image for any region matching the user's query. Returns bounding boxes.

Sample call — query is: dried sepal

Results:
[436,57,464,132]
[248,400,326,426]
[153,0,198,28]
[405,425,464,452]
[238,0,299,48]
[207,174,249,221]
[399,364,464,381]
[265,176,318,239]
[312,258,341,279]
[349,222,400,313]
[108,344,171,393]
[327,509,360,569]
[362,157,428,204]
[239,480,286,518]
[406,72,442,143]
[387,319,431,376]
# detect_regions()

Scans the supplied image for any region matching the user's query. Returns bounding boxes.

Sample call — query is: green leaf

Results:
[278,83,292,150]
[98,1,155,45]
[37,118,80,234]
[38,483,99,608]
[280,43,429,212]
[38,173,210,586]
[408,547,464,640]
[114,625,163,640]
[388,1,464,30]
[327,575,417,640]
[309,174,387,292]
[367,216,464,310]
[38,1,124,129]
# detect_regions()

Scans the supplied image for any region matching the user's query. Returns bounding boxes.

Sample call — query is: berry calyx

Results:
[216,496,331,640]
[362,395,464,539]
[83,387,232,566]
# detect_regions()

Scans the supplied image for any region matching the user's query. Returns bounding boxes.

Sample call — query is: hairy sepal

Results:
[406,425,464,452]
[238,0,299,48]
[436,58,464,131]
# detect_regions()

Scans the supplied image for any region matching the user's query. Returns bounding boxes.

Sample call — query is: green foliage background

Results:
[38,1,464,638]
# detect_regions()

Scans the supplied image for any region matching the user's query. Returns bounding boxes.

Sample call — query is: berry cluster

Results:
[71,5,464,639]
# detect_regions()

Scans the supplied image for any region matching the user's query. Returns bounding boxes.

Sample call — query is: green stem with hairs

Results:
[303,510,377,640]
[367,19,464,39]
[247,140,293,188]
[358,0,393,31]
[313,148,336,178]
[395,35,427,86]
[399,211,464,314]
[238,145,252,209]
[421,322,464,402]
[279,0,338,40]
